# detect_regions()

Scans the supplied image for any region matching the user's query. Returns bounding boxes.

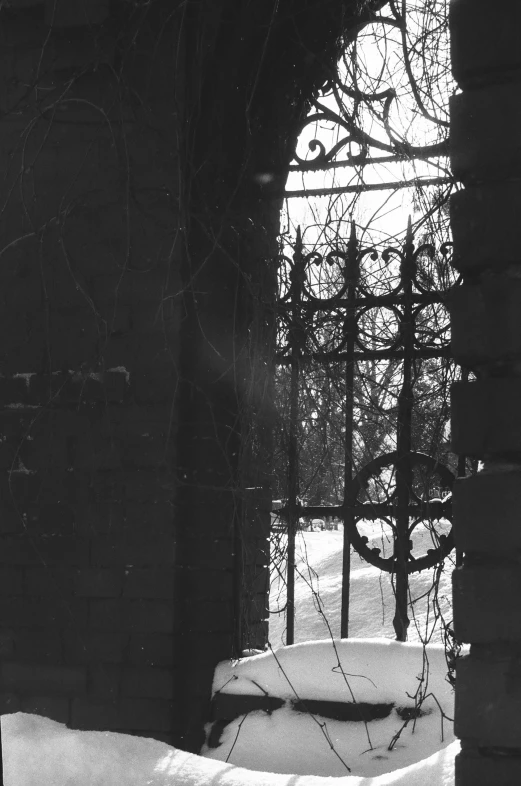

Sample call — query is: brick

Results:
[125,467,176,503]
[456,746,521,786]
[121,667,173,699]
[0,507,24,535]
[451,380,521,457]
[451,183,521,273]
[0,597,88,628]
[450,278,521,364]
[63,372,130,407]
[451,83,521,184]
[90,469,174,504]
[453,565,521,643]
[90,534,175,567]
[66,434,123,475]
[6,1,45,7]
[133,373,178,405]
[2,663,86,695]
[183,600,233,633]
[87,663,121,698]
[42,324,101,372]
[90,665,173,700]
[0,376,32,406]
[172,633,234,667]
[106,336,175,374]
[245,567,269,596]
[186,498,237,539]
[20,696,70,724]
[127,634,174,667]
[74,504,124,536]
[0,535,90,566]
[176,537,234,571]
[89,599,175,633]
[92,271,174,307]
[244,621,268,652]
[70,697,174,732]
[122,568,174,599]
[0,567,23,595]
[24,565,74,596]
[0,438,23,471]
[120,438,175,469]
[248,592,270,622]
[63,631,126,664]
[14,630,63,663]
[45,0,109,29]
[124,502,175,535]
[88,470,124,503]
[452,472,521,554]
[0,694,21,714]
[0,630,15,659]
[74,568,124,597]
[36,502,76,536]
[455,649,521,748]
[176,568,232,602]
[450,0,521,88]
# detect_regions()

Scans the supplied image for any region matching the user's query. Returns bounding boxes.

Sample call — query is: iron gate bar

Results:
[285,227,306,646]
[274,220,456,645]
[341,222,358,638]
[393,219,415,642]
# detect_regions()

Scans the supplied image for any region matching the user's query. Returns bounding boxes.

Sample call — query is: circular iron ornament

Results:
[346,451,455,574]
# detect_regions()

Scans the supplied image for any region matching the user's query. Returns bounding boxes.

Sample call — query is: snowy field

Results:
[1,526,458,785]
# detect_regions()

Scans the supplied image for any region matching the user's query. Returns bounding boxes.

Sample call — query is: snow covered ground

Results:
[1,526,458,785]
[2,708,458,786]
[268,526,454,647]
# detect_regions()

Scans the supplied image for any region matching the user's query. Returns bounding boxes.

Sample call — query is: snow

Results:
[2,711,458,786]
[269,529,454,646]
[212,639,451,708]
[1,528,459,786]
[203,639,455,779]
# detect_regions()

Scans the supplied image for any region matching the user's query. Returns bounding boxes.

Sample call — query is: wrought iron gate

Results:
[273,220,460,644]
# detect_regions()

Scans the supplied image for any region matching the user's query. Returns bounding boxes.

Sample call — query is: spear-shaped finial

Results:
[405,215,414,249]
[295,225,302,252]
[348,219,357,251]
[346,219,359,283]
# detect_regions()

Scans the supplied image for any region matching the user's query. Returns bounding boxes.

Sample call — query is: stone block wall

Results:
[449,0,521,783]
[0,0,217,745]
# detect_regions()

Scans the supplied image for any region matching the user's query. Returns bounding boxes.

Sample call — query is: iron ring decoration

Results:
[412,303,451,350]
[354,303,404,352]
[345,451,455,574]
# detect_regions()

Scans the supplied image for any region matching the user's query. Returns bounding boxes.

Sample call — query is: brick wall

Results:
[0,0,362,753]
[449,1,521,783]
[0,0,182,742]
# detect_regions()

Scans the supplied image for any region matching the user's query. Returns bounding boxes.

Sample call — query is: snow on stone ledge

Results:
[205,639,456,779]
[212,638,452,708]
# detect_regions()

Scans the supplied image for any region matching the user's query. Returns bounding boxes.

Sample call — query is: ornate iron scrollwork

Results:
[346,451,455,574]
[274,221,458,643]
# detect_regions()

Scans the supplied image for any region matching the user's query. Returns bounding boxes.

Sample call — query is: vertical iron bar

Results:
[393,219,415,642]
[286,228,304,646]
[341,222,358,638]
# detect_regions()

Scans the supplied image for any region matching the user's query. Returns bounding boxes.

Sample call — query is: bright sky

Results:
[282,5,453,249]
